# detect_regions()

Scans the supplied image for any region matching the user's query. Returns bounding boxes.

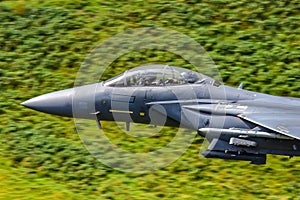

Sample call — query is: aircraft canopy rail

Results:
[104,65,221,87]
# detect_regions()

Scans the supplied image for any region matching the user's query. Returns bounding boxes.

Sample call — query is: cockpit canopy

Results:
[104,64,221,87]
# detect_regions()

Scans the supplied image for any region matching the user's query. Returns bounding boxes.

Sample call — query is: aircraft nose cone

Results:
[21,88,73,117]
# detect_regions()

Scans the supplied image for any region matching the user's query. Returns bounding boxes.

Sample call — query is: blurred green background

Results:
[1,0,300,199]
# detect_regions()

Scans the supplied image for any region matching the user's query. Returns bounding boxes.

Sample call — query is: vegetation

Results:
[1,0,300,199]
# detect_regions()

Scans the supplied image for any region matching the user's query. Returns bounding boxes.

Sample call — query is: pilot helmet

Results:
[180,71,199,83]
[179,72,188,81]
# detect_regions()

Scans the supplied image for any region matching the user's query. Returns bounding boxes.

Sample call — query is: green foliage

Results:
[1,0,300,199]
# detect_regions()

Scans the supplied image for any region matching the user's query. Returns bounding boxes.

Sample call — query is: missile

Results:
[199,128,292,140]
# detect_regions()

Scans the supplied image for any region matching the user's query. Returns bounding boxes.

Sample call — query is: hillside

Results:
[1,0,300,199]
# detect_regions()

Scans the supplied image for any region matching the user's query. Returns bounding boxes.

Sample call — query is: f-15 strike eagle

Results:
[22,64,300,164]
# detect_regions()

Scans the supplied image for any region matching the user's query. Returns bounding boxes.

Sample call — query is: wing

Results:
[147,98,300,139]
[238,113,300,140]
[237,98,300,140]
[181,99,300,139]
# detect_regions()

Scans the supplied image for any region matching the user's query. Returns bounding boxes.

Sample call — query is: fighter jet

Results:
[22,64,300,164]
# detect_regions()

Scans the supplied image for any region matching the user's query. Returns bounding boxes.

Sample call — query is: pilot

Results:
[137,71,158,86]
[136,71,146,86]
